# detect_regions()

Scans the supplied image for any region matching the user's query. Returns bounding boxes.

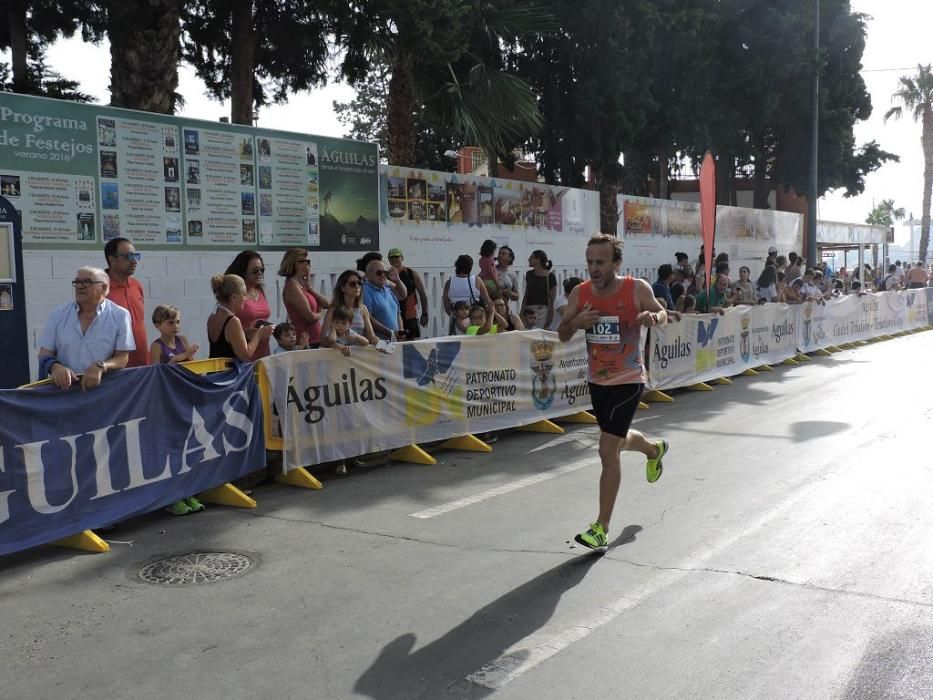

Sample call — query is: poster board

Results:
[379,165,599,270]
[0,93,379,251]
[617,194,804,276]
[0,221,13,281]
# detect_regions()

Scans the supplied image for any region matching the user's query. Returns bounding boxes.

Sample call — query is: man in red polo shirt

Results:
[105,237,148,367]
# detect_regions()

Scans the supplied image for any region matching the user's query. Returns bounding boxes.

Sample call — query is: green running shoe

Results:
[574,522,608,551]
[166,500,192,516]
[184,496,204,512]
[646,439,668,483]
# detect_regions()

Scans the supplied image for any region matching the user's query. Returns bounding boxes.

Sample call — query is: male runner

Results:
[558,233,669,551]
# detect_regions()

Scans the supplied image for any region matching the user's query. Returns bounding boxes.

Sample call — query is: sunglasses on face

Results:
[72,279,104,288]
[373,270,388,277]
[117,252,142,261]
[297,259,310,264]
[345,280,361,288]
[251,267,265,275]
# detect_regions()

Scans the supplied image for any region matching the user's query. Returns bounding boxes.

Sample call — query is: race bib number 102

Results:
[586,315,621,344]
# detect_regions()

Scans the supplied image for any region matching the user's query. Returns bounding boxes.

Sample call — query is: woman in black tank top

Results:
[207,274,274,361]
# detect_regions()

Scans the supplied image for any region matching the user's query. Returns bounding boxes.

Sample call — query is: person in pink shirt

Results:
[478,238,500,293]
[225,250,272,359]
[279,248,330,348]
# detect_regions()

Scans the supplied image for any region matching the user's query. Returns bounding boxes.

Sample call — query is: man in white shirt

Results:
[37,266,134,390]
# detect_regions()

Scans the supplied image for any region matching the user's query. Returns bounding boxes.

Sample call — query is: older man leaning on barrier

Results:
[37,266,134,391]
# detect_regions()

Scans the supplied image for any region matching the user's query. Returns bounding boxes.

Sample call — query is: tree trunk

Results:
[597,161,622,235]
[621,149,649,196]
[230,0,257,125]
[752,132,771,209]
[108,0,181,114]
[920,105,932,264]
[716,151,736,206]
[387,52,416,166]
[658,150,669,200]
[8,0,29,93]
[487,152,499,178]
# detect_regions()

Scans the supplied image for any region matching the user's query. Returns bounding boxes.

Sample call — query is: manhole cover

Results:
[135,551,256,587]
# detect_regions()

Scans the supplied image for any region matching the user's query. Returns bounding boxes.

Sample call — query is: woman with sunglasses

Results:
[225,250,272,359]
[279,248,330,349]
[321,269,379,348]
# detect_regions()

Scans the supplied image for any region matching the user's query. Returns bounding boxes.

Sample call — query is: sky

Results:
[3,1,930,244]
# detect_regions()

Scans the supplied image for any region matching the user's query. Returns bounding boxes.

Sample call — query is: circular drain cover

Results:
[136,551,255,587]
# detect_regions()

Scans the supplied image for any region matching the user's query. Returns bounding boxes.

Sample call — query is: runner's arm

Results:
[634,279,668,327]
[557,286,599,343]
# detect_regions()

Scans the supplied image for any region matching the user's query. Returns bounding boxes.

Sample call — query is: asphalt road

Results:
[2,331,932,700]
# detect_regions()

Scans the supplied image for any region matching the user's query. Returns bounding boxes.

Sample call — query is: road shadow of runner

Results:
[354,524,642,700]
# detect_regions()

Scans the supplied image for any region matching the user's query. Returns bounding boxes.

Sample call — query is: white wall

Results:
[23,249,587,380]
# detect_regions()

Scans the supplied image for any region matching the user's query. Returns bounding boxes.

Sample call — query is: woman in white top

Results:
[443,254,491,334]
[550,276,583,331]
[495,245,519,311]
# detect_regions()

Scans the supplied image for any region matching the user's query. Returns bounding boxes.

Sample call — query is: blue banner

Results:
[0,363,265,556]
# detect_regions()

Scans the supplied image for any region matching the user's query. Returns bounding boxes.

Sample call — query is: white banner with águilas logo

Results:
[647,304,799,390]
[901,288,930,331]
[259,331,592,469]
[795,292,910,352]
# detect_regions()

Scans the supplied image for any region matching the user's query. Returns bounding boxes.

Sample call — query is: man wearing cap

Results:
[387,248,429,339]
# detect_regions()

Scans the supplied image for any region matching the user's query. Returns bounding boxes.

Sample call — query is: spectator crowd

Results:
[32,234,933,500]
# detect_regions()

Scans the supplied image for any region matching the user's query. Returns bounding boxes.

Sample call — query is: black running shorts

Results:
[588,382,644,438]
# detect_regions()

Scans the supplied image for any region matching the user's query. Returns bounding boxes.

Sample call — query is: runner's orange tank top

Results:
[577,276,646,386]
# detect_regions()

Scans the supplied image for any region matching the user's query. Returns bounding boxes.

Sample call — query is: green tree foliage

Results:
[0,0,91,97]
[332,65,457,172]
[334,0,549,169]
[182,0,332,125]
[884,64,933,264]
[767,0,896,205]
[514,0,892,230]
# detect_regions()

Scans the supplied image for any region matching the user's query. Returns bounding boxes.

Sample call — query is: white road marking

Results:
[465,461,855,689]
[408,461,596,519]
[526,427,600,454]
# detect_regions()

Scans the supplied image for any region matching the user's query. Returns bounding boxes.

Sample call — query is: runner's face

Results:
[586,242,619,289]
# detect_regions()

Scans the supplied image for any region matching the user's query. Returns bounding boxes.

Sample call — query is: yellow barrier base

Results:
[199,482,257,509]
[180,357,232,374]
[781,358,799,366]
[687,382,713,391]
[856,340,869,346]
[793,353,812,362]
[881,334,895,340]
[642,390,674,403]
[516,419,564,434]
[442,434,492,452]
[558,411,598,424]
[741,368,759,376]
[638,401,650,410]
[274,467,323,490]
[812,348,833,357]
[827,345,843,353]
[389,444,437,465]
[755,364,774,372]
[712,377,732,386]
[52,530,110,554]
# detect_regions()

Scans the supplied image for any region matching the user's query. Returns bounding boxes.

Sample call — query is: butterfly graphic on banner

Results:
[402,341,461,388]
[697,318,719,347]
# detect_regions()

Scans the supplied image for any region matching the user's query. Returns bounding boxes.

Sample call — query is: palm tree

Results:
[884,64,933,263]
[865,199,906,228]
[337,1,550,169]
[106,0,182,114]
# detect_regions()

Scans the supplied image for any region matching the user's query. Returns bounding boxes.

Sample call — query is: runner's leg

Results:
[621,429,661,459]
[596,431,624,528]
